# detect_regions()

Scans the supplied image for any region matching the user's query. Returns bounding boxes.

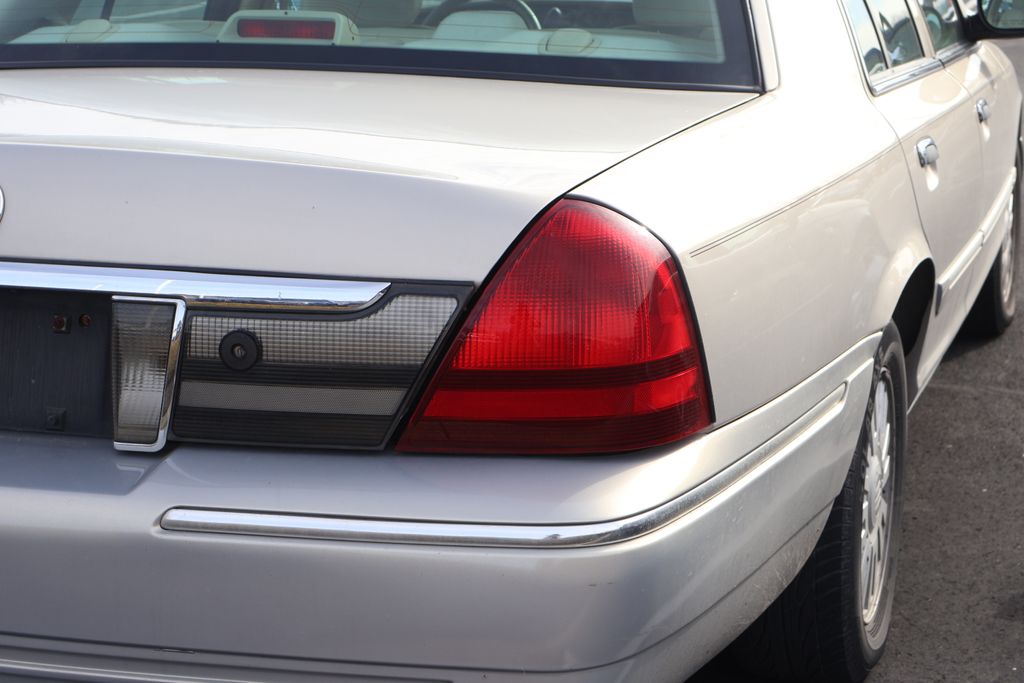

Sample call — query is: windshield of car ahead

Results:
[0,0,759,90]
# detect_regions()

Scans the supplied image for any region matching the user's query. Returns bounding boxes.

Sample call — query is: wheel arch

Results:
[889,259,935,405]
[864,206,934,409]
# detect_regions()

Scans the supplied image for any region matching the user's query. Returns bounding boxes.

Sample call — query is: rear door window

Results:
[845,0,887,75]
[865,0,925,66]
[916,0,966,52]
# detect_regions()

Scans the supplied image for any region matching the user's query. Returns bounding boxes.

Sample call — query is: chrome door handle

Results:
[916,138,940,167]
[977,99,992,123]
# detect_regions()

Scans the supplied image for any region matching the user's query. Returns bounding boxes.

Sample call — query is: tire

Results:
[726,322,907,683]
[965,147,1020,337]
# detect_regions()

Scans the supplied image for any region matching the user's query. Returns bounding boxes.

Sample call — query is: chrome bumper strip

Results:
[161,381,849,549]
[0,261,389,311]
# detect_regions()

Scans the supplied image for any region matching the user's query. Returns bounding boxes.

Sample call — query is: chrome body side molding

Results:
[935,167,1017,313]
[161,380,852,549]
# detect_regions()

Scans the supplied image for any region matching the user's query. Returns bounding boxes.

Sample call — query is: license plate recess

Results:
[0,288,112,437]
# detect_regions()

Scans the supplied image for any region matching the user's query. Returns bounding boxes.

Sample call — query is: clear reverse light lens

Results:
[111,298,183,449]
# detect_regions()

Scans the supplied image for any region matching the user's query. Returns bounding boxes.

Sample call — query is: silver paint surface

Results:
[1,0,1022,679]
[0,342,873,676]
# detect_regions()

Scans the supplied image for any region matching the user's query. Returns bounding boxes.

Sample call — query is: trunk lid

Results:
[0,68,754,282]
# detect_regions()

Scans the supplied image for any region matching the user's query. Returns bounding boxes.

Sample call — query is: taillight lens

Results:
[397,199,712,454]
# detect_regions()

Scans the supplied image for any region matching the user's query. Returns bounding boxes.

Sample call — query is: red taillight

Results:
[237,18,336,40]
[397,200,712,454]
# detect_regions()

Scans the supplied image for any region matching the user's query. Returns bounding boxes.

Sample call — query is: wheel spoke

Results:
[879,442,892,488]
[873,383,889,445]
[1001,195,1016,307]
[872,528,884,600]
[879,422,891,469]
[861,530,874,612]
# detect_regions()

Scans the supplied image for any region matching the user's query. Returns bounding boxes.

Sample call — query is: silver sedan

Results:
[0,0,1021,681]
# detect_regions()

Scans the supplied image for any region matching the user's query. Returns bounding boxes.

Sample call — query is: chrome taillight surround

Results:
[0,262,469,453]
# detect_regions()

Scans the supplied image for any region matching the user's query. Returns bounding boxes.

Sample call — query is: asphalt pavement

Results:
[691,39,1024,683]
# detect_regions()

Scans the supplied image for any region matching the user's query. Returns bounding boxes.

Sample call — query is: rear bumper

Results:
[0,336,877,682]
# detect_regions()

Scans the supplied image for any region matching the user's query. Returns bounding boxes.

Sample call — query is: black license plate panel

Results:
[0,288,112,437]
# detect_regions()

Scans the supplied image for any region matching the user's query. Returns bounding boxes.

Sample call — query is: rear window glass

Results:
[0,0,760,90]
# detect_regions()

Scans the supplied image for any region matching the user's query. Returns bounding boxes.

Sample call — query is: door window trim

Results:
[870,56,945,93]
[912,0,974,62]
[838,0,944,96]
[936,38,980,65]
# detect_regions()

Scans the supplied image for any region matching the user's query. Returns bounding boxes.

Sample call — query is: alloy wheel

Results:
[1000,193,1016,314]
[860,369,896,645]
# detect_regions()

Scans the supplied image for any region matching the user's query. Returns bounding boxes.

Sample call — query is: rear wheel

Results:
[727,322,906,683]
[966,149,1020,337]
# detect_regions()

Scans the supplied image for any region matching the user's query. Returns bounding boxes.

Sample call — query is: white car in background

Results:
[0,1,1022,681]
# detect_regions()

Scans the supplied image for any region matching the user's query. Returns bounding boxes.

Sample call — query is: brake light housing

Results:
[237,18,337,40]
[397,199,712,455]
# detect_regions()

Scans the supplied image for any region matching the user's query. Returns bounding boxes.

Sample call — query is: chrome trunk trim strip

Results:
[160,382,849,549]
[0,262,389,311]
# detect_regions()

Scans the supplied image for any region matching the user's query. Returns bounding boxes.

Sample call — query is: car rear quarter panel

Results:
[574,0,932,425]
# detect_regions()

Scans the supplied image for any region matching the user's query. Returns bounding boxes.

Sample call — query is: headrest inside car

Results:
[632,0,719,32]
[240,0,422,27]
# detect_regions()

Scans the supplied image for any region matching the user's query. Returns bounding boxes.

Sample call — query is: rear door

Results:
[846,0,986,375]
[919,0,1021,298]
[917,1,1014,198]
